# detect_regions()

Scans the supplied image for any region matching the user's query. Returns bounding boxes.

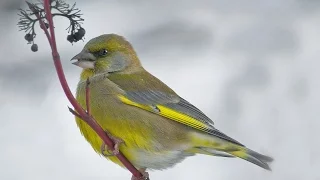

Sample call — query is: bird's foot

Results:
[100,133,124,156]
[131,168,149,180]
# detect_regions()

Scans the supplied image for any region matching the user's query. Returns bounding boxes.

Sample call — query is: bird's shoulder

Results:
[107,70,177,96]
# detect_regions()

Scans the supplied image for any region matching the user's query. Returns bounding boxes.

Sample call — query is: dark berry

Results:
[24,33,33,42]
[67,34,75,43]
[73,32,81,42]
[73,28,86,42]
[31,44,38,52]
[77,27,86,37]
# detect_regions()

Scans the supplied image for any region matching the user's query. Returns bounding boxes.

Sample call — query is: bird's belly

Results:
[128,149,194,170]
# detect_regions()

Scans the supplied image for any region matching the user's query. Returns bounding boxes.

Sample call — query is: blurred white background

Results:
[0,0,319,179]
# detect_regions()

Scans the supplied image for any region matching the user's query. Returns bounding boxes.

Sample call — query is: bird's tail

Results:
[194,146,273,170]
[227,147,273,170]
[190,133,273,170]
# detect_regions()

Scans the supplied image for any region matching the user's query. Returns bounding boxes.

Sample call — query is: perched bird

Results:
[72,34,273,179]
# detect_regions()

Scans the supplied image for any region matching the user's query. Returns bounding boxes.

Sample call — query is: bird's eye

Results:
[99,49,108,56]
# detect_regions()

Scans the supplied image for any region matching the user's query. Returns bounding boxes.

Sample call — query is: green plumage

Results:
[73,34,273,174]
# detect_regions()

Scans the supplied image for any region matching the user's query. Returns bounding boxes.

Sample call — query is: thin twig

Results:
[68,106,82,119]
[26,1,52,46]
[86,78,91,114]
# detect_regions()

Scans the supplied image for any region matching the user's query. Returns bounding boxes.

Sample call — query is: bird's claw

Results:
[100,133,124,156]
[131,168,149,180]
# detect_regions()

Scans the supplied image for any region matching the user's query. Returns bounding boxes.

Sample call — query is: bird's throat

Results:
[80,69,95,81]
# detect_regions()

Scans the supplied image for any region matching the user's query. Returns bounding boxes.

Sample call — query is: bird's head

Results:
[71,34,141,78]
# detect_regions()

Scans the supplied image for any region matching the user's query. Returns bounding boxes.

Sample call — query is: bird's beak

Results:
[71,50,96,69]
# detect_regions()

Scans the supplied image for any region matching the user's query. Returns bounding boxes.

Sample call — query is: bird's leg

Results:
[131,168,149,180]
[100,132,124,156]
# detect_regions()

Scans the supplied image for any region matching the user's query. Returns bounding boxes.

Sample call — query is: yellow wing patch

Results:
[118,95,212,133]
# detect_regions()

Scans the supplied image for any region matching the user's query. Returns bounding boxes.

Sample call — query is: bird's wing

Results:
[108,71,243,146]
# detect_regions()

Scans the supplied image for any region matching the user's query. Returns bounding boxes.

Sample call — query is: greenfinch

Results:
[72,34,273,179]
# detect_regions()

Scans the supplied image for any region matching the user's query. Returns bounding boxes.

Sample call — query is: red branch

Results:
[29,0,144,178]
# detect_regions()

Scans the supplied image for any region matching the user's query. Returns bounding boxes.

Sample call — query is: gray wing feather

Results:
[126,91,212,125]
[124,90,243,146]
[126,90,179,104]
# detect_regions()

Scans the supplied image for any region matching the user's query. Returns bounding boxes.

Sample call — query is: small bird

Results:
[72,34,273,180]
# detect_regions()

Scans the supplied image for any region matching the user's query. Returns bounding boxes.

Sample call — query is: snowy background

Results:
[0,0,319,179]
